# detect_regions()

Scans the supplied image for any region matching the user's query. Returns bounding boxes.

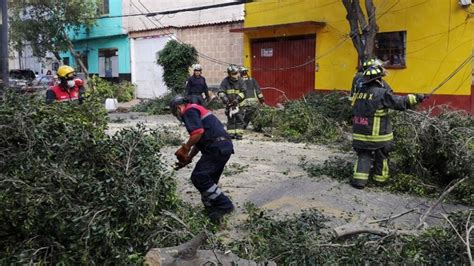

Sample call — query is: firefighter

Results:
[239,66,265,129]
[186,64,210,106]
[46,65,85,104]
[350,58,393,101]
[351,65,426,189]
[218,64,246,140]
[170,96,235,223]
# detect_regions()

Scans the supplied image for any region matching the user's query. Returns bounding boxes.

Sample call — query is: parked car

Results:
[8,69,36,92]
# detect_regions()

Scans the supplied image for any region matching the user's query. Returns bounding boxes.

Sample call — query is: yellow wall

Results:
[243,0,473,95]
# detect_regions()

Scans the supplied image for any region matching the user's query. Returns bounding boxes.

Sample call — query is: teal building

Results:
[60,0,130,81]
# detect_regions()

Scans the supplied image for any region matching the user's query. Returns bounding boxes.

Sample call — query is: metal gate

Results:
[251,35,316,106]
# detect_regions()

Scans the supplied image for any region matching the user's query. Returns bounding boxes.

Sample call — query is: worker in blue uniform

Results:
[170,96,235,223]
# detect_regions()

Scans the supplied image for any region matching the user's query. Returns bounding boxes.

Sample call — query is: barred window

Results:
[375,31,406,68]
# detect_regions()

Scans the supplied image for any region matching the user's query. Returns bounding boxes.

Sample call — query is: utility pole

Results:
[0,0,8,86]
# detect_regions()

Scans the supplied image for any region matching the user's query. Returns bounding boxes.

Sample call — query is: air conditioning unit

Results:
[459,0,472,6]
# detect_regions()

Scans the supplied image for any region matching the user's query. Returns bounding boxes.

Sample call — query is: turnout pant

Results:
[242,105,258,129]
[191,150,234,211]
[353,147,390,186]
[225,108,245,137]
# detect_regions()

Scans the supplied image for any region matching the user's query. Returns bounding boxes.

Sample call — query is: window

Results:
[99,0,109,15]
[63,57,70,66]
[375,31,406,68]
[99,48,119,78]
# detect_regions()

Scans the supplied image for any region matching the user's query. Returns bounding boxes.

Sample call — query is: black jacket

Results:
[352,79,419,150]
[218,77,246,104]
[186,75,209,100]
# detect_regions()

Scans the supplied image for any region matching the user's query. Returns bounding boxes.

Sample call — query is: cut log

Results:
[145,231,275,266]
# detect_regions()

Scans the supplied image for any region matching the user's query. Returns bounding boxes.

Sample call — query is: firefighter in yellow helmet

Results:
[46,65,85,104]
[351,64,426,189]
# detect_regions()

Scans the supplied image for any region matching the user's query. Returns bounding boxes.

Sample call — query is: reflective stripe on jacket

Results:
[352,80,418,150]
[218,77,246,103]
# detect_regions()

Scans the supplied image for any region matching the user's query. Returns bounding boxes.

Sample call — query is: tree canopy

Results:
[10,0,102,73]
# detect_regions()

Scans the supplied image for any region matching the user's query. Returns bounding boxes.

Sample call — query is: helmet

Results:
[363,65,384,82]
[362,58,384,70]
[57,65,76,79]
[169,95,188,117]
[192,64,202,71]
[239,66,248,74]
[227,64,239,75]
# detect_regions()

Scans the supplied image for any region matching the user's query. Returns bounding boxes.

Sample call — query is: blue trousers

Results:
[191,143,234,211]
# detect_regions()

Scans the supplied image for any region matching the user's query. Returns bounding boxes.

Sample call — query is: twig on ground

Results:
[417,176,469,230]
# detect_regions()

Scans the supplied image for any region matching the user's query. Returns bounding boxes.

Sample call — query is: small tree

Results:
[9,0,102,76]
[342,0,379,66]
[157,40,198,94]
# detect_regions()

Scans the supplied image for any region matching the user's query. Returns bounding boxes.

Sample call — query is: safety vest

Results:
[51,84,80,102]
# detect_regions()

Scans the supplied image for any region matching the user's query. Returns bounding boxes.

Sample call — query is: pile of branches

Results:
[230,204,473,264]
[299,104,473,205]
[391,107,473,204]
[0,93,210,264]
[252,92,352,144]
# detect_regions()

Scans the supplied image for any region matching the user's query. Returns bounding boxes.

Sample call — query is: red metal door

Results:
[251,35,315,106]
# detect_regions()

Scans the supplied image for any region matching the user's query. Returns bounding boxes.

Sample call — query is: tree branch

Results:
[417,176,469,230]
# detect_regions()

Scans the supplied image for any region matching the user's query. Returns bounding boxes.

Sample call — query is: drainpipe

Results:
[0,0,8,85]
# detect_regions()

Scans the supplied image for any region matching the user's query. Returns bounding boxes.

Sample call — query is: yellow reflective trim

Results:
[374,109,388,117]
[373,175,387,182]
[257,93,264,98]
[408,94,417,106]
[238,93,245,99]
[372,116,381,136]
[382,159,389,178]
[353,173,369,180]
[353,133,394,142]
[225,89,239,94]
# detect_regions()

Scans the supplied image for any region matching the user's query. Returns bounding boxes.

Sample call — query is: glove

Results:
[259,98,265,104]
[173,158,192,170]
[415,94,427,103]
[174,144,190,163]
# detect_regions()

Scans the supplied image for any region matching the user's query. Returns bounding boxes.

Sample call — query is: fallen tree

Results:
[0,93,211,264]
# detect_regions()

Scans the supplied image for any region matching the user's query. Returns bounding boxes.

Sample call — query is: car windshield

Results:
[9,70,35,80]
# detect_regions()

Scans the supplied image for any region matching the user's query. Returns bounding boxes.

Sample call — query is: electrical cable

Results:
[427,54,472,96]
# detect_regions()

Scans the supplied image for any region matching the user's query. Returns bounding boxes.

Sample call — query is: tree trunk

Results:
[53,51,62,62]
[145,231,275,266]
[342,0,379,64]
[364,0,378,59]
[65,38,89,79]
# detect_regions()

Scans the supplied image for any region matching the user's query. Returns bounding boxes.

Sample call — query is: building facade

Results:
[238,0,474,112]
[123,0,244,98]
[61,0,131,81]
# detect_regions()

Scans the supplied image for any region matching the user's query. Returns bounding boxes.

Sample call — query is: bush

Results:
[87,75,136,103]
[252,91,350,145]
[230,204,472,264]
[132,93,176,115]
[0,93,209,264]
[157,40,198,94]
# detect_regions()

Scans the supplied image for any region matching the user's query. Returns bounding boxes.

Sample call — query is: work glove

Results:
[259,98,265,104]
[173,157,192,170]
[415,94,427,103]
[174,144,190,163]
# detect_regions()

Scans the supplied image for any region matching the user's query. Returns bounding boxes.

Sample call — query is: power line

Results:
[92,0,249,19]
